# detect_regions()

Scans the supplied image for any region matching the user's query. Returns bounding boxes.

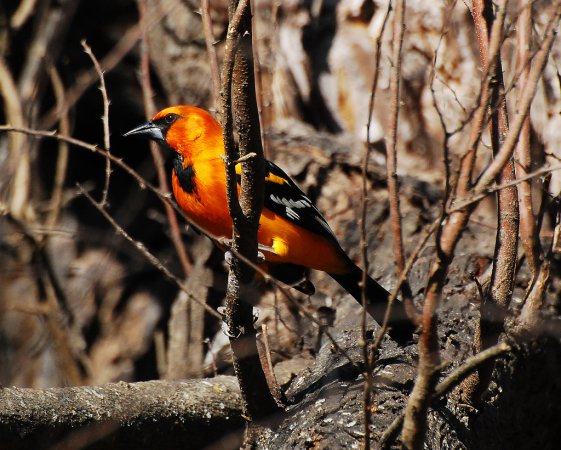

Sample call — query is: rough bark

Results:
[0,376,243,450]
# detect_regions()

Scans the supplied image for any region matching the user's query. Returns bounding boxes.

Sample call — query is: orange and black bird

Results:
[125,105,413,343]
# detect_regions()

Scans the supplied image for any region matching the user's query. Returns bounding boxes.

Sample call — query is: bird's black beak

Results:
[123,121,165,141]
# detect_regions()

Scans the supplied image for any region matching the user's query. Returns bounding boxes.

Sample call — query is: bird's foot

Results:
[217,306,260,338]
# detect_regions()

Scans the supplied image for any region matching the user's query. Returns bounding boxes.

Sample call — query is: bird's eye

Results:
[165,114,175,124]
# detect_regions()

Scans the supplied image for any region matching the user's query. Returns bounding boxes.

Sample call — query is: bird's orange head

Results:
[124,105,223,160]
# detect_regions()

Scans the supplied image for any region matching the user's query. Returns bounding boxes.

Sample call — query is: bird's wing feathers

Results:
[236,160,338,242]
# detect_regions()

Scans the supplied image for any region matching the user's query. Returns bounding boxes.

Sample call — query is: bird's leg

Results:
[221,237,273,264]
[258,243,277,263]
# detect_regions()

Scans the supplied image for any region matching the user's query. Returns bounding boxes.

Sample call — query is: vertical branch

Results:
[81,41,112,208]
[137,0,192,277]
[360,4,391,449]
[250,0,269,159]
[460,0,519,405]
[402,2,508,448]
[201,0,222,104]
[46,66,70,228]
[474,2,561,189]
[385,0,411,300]
[515,0,541,278]
[220,0,280,424]
[401,3,561,446]
[0,57,28,219]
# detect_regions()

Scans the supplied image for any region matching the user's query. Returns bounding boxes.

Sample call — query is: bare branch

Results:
[475,1,561,190]
[77,186,222,321]
[81,40,112,208]
[382,343,511,446]
[0,57,28,218]
[385,0,411,301]
[460,0,519,406]
[402,2,510,447]
[220,0,281,423]
[0,376,243,450]
[46,66,70,228]
[361,2,392,448]
[137,0,193,277]
[515,0,542,278]
[201,0,222,104]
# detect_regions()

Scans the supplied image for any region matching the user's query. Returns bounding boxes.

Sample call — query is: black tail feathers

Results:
[329,265,415,345]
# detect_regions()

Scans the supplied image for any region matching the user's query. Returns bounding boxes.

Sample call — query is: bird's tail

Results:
[329,264,414,344]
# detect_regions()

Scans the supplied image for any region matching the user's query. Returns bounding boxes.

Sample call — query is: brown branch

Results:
[475,1,561,190]
[515,0,542,277]
[454,0,508,199]
[0,376,243,450]
[77,185,221,321]
[46,66,70,228]
[381,343,511,447]
[360,3,392,448]
[137,0,192,277]
[401,2,509,447]
[516,260,551,332]
[201,0,222,104]
[81,40,112,208]
[220,0,281,424]
[39,0,181,130]
[385,0,411,302]
[0,56,28,219]
[460,0,519,406]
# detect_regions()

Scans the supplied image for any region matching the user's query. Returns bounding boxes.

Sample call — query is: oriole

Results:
[125,105,413,343]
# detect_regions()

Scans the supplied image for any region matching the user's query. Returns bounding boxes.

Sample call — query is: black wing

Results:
[261,160,339,243]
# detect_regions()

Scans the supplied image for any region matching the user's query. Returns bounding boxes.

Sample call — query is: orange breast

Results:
[172,159,350,275]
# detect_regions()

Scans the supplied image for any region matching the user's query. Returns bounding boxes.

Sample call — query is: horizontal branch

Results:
[0,376,243,450]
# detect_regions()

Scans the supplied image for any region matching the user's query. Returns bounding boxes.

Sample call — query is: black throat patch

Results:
[173,155,197,194]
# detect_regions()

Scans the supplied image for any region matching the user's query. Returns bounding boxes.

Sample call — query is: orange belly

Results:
[172,166,350,275]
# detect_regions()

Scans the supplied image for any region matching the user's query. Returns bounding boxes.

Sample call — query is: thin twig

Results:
[201,0,222,104]
[0,126,163,193]
[381,343,511,447]
[475,1,561,190]
[46,66,70,228]
[360,3,392,447]
[450,165,561,214]
[0,57,28,218]
[385,0,410,300]
[137,0,192,276]
[461,0,519,406]
[76,185,221,320]
[401,1,510,447]
[515,0,541,277]
[39,0,181,130]
[81,40,112,208]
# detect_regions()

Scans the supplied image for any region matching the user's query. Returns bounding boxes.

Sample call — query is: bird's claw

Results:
[217,306,260,338]
[224,250,234,266]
